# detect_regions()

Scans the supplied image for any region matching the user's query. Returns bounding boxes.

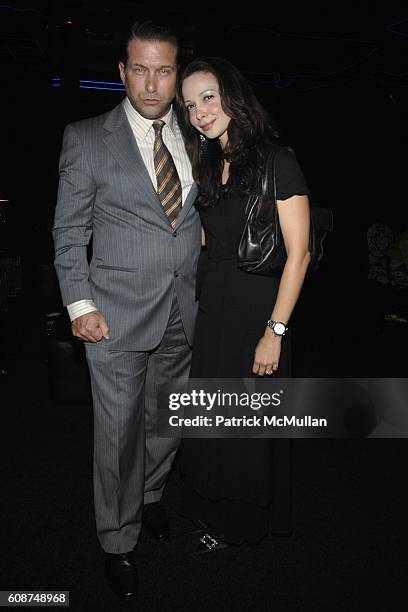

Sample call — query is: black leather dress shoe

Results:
[104,551,138,600]
[142,501,170,541]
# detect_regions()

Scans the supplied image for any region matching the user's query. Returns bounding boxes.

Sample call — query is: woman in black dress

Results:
[175,57,311,548]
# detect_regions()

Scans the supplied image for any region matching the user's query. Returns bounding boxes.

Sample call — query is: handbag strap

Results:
[262,147,279,203]
[244,147,279,216]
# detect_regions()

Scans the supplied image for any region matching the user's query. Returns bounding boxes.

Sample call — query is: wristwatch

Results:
[267,320,288,337]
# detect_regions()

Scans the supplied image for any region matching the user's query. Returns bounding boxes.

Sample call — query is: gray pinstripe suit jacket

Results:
[53,102,201,351]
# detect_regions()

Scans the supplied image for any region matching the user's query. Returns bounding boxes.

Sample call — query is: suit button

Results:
[174,271,179,278]
[172,231,178,237]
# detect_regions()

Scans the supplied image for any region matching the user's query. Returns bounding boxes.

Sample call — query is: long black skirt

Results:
[179,259,292,544]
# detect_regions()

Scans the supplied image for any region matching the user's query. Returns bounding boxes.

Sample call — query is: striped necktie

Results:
[152,120,182,228]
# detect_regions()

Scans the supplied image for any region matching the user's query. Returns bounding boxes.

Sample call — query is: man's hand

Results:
[72,311,110,343]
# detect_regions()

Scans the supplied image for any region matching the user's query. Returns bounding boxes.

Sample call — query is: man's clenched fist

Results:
[72,311,110,343]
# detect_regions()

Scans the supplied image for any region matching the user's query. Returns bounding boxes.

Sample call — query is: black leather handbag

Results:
[237,147,333,276]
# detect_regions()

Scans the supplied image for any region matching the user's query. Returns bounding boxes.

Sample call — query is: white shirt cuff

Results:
[67,299,98,322]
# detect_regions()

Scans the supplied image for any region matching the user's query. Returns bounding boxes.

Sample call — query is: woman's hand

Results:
[252,330,282,376]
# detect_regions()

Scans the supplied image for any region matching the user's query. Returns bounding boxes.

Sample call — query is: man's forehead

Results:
[127,38,177,64]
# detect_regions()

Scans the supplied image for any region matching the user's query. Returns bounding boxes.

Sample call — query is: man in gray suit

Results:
[53,21,200,600]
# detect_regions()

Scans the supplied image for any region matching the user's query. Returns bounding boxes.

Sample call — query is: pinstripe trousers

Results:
[85,291,191,553]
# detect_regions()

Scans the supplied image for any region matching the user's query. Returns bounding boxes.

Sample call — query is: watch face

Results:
[274,322,286,335]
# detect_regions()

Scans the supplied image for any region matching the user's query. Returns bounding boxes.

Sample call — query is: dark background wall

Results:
[1,1,406,329]
[1,3,406,216]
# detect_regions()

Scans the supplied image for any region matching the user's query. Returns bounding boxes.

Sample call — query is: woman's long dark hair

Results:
[175,57,278,208]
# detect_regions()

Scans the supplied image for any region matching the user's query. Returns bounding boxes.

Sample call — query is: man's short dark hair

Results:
[121,20,179,65]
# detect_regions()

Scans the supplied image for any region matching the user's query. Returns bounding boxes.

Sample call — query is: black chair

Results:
[38,263,92,405]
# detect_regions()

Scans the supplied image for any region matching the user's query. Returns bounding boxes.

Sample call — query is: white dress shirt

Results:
[67,97,194,322]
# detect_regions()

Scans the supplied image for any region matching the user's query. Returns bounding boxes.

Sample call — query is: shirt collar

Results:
[123,97,177,141]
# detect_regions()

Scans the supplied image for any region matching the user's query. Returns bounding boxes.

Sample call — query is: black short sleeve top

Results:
[274,147,310,200]
[200,146,310,261]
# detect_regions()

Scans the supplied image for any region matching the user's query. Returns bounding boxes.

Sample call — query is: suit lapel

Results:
[103,102,198,228]
[176,183,198,228]
[103,103,171,225]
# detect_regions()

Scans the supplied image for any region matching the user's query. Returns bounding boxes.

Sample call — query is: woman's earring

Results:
[199,134,206,142]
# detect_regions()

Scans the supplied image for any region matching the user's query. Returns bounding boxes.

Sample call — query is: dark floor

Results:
[0,263,407,611]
